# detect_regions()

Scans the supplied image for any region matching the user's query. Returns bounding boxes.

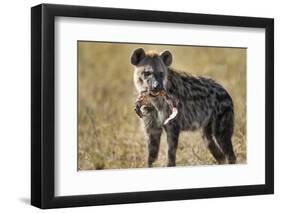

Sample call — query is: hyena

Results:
[131,48,236,167]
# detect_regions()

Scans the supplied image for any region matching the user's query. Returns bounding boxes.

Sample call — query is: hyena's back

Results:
[165,68,234,135]
[159,68,236,164]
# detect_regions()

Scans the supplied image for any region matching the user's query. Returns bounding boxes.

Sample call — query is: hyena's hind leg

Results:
[214,110,236,164]
[202,122,226,164]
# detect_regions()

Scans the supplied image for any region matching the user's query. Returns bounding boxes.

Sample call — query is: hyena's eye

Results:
[144,71,151,77]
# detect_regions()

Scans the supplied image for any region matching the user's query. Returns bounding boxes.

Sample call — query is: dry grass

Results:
[78,42,247,170]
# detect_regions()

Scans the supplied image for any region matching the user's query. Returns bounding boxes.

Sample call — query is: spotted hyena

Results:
[131,48,236,167]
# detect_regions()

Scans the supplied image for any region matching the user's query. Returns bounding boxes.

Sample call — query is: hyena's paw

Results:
[134,103,143,118]
[140,105,153,117]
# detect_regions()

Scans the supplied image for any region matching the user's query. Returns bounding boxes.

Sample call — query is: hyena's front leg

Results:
[165,126,180,167]
[147,129,162,167]
[142,106,162,167]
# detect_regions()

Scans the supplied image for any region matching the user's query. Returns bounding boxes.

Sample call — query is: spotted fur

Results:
[131,48,236,167]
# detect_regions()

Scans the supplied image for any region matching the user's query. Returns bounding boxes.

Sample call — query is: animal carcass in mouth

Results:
[134,90,178,125]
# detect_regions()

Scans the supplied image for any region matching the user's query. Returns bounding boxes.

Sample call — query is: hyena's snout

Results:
[151,80,163,92]
[147,74,165,94]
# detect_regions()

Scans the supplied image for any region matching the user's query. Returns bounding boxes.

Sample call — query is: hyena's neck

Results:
[165,68,181,97]
[150,96,167,111]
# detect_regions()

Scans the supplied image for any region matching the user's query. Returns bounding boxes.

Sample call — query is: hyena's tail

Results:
[214,104,236,164]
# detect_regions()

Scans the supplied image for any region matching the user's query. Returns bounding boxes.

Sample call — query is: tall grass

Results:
[78,42,246,170]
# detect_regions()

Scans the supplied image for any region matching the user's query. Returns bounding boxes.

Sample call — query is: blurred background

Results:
[78,41,246,170]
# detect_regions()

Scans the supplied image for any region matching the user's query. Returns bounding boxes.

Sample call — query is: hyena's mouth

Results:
[148,89,168,97]
[149,91,160,97]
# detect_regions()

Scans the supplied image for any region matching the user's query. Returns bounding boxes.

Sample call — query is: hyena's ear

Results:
[160,50,172,66]
[131,48,145,66]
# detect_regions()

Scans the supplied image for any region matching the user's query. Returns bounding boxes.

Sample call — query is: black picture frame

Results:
[31,3,274,209]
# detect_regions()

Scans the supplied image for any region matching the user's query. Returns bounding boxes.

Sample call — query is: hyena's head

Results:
[131,48,172,96]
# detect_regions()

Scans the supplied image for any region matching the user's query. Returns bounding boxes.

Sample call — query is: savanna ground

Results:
[78,42,246,170]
